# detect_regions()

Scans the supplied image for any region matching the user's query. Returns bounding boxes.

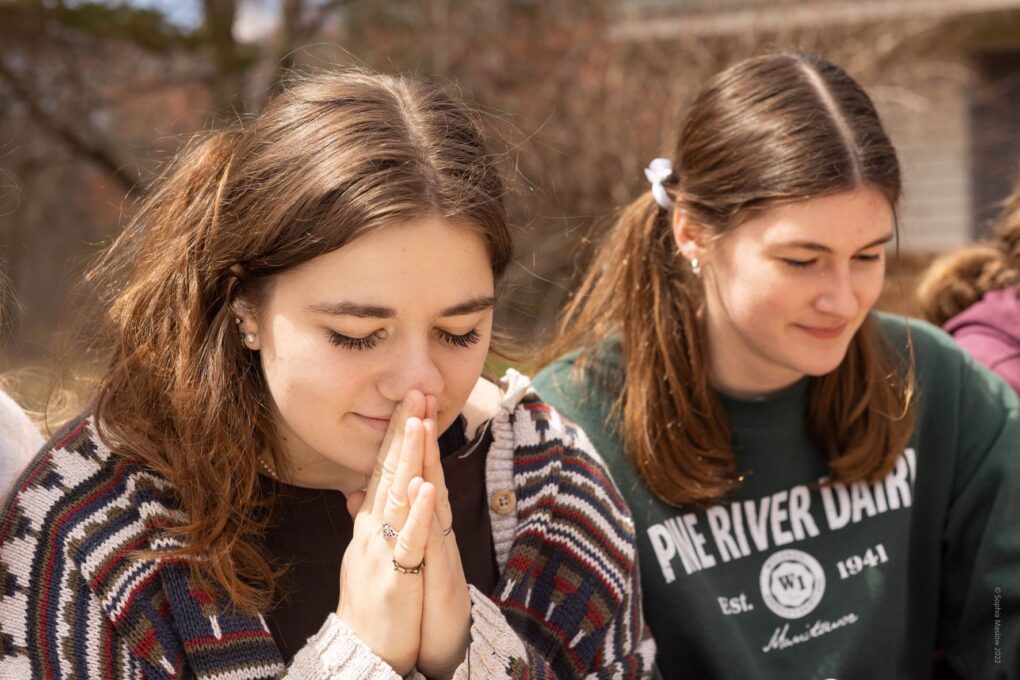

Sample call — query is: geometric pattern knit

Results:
[0,370,656,678]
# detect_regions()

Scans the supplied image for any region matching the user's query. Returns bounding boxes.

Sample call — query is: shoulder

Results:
[532,342,624,436]
[875,311,961,359]
[533,341,624,402]
[501,370,615,477]
[493,372,638,607]
[1,414,180,597]
[873,312,986,392]
[874,313,1019,474]
[497,370,633,531]
[3,414,175,516]
[944,288,1020,335]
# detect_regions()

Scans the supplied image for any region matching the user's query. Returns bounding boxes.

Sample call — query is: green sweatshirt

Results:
[533,314,1019,679]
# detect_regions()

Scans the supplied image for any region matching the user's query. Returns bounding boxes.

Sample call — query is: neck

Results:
[262,448,368,496]
[704,316,804,398]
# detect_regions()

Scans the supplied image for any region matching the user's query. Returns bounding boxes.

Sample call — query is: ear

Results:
[224,266,261,350]
[671,210,708,266]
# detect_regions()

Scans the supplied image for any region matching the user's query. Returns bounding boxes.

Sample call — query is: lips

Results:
[352,413,391,432]
[795,323,847,340]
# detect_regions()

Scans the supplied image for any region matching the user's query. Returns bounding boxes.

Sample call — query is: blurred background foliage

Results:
[2,0,1020,420]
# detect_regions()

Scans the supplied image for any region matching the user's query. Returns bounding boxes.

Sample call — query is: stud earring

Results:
[243,332,256,346]
[690,257,701,276]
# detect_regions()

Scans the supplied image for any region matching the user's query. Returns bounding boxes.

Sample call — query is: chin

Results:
[797,356,846,377]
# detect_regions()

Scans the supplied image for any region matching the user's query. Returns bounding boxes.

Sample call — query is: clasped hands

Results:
[337,390,472,679]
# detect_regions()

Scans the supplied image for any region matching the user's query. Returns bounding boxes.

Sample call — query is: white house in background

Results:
[613,0,1020,251]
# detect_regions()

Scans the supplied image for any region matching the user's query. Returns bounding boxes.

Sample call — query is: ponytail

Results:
[541,193,737,506]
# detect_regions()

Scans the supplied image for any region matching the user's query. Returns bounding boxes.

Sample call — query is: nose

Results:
[813,265,859,320]
[377,336,445,403]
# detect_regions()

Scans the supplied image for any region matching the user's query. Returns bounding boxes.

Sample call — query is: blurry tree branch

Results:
[0,59,137,193]
[203,0,256,114]
[269,0,353,96]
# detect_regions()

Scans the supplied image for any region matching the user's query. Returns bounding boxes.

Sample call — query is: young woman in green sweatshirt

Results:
[535,52,1019,679]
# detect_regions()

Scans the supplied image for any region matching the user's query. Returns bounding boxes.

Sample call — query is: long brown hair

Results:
[87,69,512,611]
[917,182,1020,325]
[543,53,916,507]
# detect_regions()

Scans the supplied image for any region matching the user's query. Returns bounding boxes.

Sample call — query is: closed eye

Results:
[854,253,883,262]
[327,330,379,351]
[780,258,816,269]
[437,328,481,348]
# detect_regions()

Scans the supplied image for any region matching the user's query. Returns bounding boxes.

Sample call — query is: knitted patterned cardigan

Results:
[0,370,655,679]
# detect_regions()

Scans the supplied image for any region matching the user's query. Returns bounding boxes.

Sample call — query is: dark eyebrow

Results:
[440,296,496,317]
[305,295,496,319]
[305,302,395,319]
[780,232,894,254]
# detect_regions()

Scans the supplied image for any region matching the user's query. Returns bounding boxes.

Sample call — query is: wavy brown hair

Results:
[86,69,512,612]
[542,53,916,507]
[917,182,1020,325]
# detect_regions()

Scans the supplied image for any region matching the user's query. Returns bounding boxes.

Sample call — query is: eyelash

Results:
[437,328,482,348]
[781,258,815,269]
[780,254,883,269]
[326,329,482,351]
[328,331,379,351]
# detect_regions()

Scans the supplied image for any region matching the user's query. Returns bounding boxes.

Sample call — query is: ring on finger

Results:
[381,523,399,539]
[393,557,425,574]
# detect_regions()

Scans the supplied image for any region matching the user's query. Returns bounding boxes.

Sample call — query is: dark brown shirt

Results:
[260,417,497,663]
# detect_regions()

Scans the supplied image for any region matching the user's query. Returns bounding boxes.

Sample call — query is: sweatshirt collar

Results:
[716,376,810,427]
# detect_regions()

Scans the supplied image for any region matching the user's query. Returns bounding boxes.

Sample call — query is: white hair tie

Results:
[644,157,674,210]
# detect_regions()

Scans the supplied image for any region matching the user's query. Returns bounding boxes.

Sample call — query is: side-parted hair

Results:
[88,69,511,611]
[917,182,1020,325]
[543,53,916,507]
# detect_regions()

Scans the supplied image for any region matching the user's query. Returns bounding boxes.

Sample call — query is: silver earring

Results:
[690,257,701,276]
[234,318,242,325]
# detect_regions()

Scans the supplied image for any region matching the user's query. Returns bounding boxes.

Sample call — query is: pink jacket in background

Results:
[944,287,1020,395]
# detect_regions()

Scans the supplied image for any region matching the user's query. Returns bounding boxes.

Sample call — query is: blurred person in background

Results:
[0,387,44,501]
[917,183,1020,394]
[0,273,45,500]
[534,52,1019,678]
[0,69,654,679]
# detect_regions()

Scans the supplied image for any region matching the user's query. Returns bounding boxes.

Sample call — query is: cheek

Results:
[436,339,491,426]
[717,267,792,328]
[442,344,487,394]
[261,321,362,409]
[857,270,886,311]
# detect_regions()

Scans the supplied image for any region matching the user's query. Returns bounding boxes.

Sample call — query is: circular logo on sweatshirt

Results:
[759,549,826,619]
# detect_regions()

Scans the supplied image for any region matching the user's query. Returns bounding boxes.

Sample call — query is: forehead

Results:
[729,188,894,249]
[270,216,494,305]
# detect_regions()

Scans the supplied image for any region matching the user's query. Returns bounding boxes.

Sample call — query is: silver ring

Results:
[393,557,425,574]
[381,523,399,539]
[441,525,453,537]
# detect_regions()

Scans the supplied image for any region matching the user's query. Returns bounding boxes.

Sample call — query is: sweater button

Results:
[489,490,516,515]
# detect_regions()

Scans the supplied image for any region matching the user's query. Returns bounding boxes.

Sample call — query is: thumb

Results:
[346,489,367,518]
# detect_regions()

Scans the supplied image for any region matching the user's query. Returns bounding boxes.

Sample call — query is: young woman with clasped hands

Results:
[0,70,655,678]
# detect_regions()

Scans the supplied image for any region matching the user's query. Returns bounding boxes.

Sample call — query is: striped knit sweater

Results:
[0,370,655,678]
